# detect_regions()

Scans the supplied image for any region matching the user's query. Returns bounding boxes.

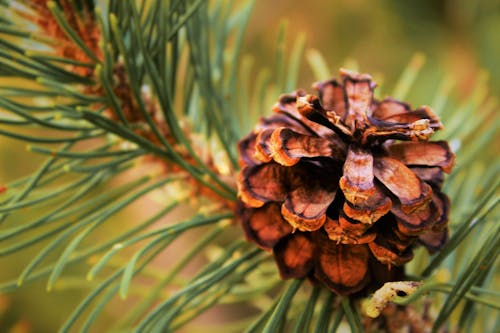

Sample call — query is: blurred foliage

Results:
[248,0,500,96]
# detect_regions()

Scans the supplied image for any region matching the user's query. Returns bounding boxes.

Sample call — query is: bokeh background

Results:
[0,0,499,331]
[248,0,500,97]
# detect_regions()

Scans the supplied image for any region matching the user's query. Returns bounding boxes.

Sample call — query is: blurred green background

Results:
[248,0,500,96]
[0,0,499,331]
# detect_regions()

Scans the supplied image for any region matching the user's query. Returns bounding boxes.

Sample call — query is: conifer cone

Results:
[236,69,455,295]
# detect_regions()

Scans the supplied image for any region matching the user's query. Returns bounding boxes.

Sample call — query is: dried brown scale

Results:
[236,69,455,295]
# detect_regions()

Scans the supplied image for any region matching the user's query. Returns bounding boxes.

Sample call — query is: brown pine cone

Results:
[236,69,454,295]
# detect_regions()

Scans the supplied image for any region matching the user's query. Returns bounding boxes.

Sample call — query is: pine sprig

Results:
[1,0,255,326]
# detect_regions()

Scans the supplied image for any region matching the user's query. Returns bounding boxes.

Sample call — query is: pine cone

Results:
[236,69,454,295]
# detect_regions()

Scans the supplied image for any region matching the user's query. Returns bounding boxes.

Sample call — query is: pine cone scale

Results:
[386,141,455,173]
[240,203,293,249]
[373,157,433,214]
[274,232,315,279]
[315,233,371,295]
